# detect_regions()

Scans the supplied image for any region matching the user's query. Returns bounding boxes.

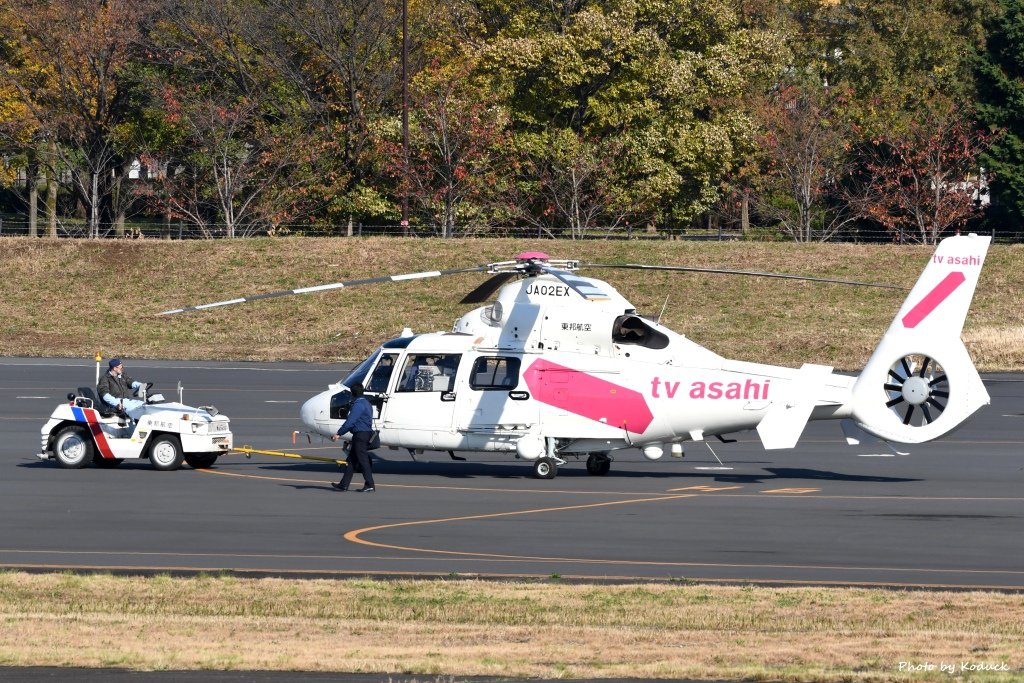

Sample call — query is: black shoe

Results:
[330,483,348,491]
[356,485,375,492]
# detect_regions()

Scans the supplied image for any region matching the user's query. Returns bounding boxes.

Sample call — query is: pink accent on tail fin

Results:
[901,272,966,328]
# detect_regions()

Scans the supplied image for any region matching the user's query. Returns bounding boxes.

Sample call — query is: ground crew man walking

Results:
[331,382,376,492]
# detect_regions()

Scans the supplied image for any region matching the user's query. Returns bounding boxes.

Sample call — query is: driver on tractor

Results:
[97,358,148,420]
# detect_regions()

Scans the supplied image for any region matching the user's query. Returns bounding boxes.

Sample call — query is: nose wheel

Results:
[532,457,558,479]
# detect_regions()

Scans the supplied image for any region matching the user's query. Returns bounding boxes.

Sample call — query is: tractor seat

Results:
[77,387,115,418]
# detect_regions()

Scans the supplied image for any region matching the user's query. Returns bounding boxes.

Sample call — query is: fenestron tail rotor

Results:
[883,354,949,426]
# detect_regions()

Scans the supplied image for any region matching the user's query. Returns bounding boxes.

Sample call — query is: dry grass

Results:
[1,237,1021,371]
[0,572,1022,680]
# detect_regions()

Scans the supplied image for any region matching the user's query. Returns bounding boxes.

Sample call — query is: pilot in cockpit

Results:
[402,356,441,391]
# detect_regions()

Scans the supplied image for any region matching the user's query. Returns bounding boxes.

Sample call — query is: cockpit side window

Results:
[611,314,669,349]
[366,353,399,393]
[397,354,462,392]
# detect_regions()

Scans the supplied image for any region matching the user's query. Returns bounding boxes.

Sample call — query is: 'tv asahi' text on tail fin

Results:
[851,233,991,444]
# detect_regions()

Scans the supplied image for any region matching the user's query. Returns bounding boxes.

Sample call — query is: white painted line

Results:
[857,453,895,457]
[16,396,49,399]
[265,400,298,404]
[694,466,733,471]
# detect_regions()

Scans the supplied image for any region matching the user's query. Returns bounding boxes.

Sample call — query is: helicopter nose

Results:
[300,391,329,434]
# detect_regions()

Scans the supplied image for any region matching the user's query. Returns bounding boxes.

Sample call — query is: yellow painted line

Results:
[761,488,821,494]
[342,502,1024,577]
[198,469,327,485]
[345,494,699,561]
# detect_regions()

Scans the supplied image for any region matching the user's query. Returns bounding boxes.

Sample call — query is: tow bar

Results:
[231,446,346,467]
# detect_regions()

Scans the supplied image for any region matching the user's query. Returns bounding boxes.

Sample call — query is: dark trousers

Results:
[340,430,375,488]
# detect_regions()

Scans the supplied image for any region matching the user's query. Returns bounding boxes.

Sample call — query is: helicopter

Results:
[163,233,991,479]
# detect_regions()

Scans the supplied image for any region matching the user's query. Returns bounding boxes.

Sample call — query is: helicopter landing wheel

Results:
[586,453,611,476]
[532,457,558,480]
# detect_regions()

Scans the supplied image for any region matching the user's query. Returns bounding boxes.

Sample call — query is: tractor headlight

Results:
[191,422,207,434]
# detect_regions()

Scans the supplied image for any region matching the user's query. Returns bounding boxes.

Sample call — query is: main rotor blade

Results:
[539,265,611,301]
[582,263,905,290]
[161,265,490,315]
[460,272,516,304]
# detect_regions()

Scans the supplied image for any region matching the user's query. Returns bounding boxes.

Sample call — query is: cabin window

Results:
[611,314,669,349]
[397,354,462,392]
[366,353,399,393]
[469,357,521,390]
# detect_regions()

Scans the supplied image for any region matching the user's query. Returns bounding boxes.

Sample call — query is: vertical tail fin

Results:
[851,233,991,443]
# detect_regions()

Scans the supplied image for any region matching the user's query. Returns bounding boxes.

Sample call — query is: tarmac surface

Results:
[2,357,1023,589]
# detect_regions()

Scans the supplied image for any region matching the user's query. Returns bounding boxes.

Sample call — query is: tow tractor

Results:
[38,381,233,471]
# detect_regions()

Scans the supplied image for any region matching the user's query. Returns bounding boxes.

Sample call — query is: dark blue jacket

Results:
[337,396,374,435]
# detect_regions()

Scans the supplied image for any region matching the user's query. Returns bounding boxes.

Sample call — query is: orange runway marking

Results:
[191,467,1024,587]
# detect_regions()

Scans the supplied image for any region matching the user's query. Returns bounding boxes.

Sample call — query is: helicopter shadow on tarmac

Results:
[239,458,920,485]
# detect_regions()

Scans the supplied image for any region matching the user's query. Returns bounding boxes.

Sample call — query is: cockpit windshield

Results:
[341,349,380,387]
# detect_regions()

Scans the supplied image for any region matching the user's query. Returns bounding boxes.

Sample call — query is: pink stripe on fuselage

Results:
[902,272,966,328]
[523,359,654,433]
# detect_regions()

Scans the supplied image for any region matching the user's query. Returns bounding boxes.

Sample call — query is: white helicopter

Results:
[164,233,991,479]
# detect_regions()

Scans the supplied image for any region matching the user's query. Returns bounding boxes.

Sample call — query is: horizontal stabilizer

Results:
[757,363,834,449]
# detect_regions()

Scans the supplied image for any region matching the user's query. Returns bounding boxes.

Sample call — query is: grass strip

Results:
[0,571,1022,681]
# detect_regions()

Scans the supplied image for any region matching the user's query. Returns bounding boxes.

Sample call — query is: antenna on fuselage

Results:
[693,441,733,471]
[657,295,670,324]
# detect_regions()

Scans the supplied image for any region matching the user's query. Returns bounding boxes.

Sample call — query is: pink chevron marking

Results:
[902,272,966,328]
[523,359,654,433]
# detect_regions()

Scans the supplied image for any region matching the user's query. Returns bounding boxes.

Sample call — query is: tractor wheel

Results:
[149,435,184,471]
[92,454,124,468]
[184,453,219,469]
[53,426,93,469]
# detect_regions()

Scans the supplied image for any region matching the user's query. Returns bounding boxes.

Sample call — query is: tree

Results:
[144,0,339,236]
[751,83,858,242]
[0,0,164,237]
[477,0,787,231]
[809,0,995,137]
[265,0,406,231]
[851,105,995,244]
[383,61,513,237]
[523,131,631,239]
[975,0,1024,230]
